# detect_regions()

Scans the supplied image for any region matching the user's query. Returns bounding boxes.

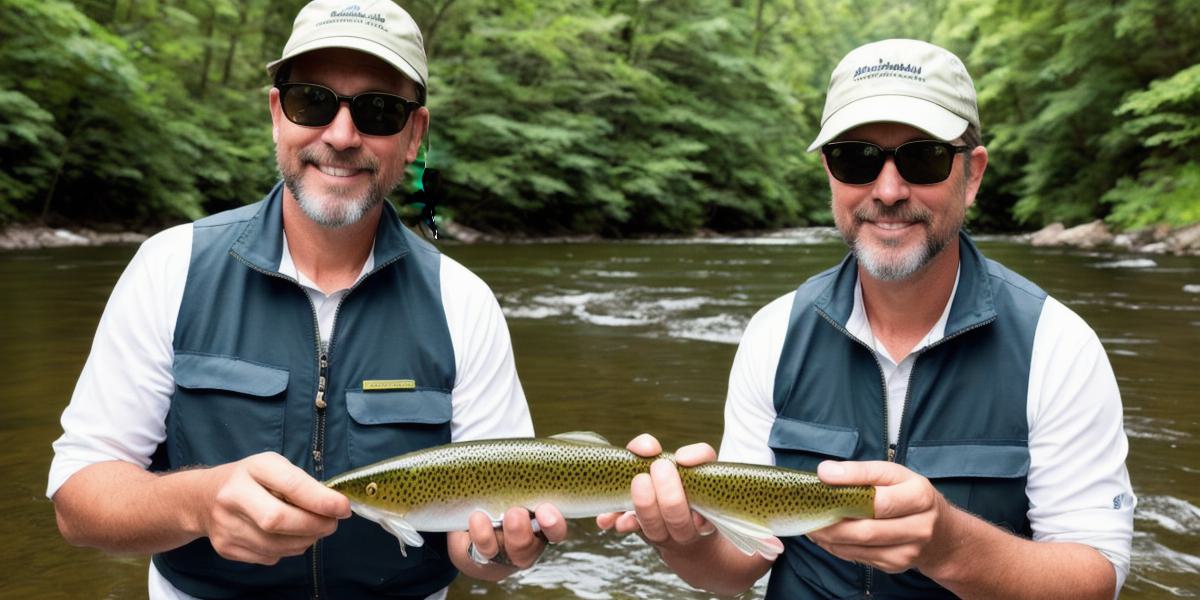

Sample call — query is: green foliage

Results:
[0,0,1194,232]
[424,0,813,234]
[938,0,1200,230]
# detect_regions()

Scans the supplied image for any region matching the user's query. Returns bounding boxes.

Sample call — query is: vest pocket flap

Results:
[173,353,289,397]
[346,390,453,425]
[767,417,860,459]
[907,444,1030,479]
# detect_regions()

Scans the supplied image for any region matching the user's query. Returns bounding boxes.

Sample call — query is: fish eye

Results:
[366,482,378,496]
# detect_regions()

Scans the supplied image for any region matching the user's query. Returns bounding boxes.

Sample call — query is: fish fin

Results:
[691,506,784,560]
[772,513,855,538]
[351,502,425,553]
[549,431,612,445]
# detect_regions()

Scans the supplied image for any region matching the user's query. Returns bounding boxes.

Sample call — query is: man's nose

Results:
[320,102,363,151]
[872,158,910,205]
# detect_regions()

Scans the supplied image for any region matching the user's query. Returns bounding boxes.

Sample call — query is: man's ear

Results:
[963,145,989,208]
[404,107,430,165]
[268,87,282,144]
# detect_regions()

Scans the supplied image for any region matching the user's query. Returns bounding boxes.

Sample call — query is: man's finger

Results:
[212,466,340,539]
[614,510,641,534]
[246,453,350,519]
[595,511,620,530]
[502,507,541,567]
[817,460,914,487]
[626,434,663,458]
[673,443,716,467]
[468,511,500,559]
[649,458,696,542]
[872,476,938,520]
[533,503,567,543]
[630,473,668,542]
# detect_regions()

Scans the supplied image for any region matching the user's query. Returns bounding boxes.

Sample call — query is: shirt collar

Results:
[279,232,375,296]
[846,266,961,365]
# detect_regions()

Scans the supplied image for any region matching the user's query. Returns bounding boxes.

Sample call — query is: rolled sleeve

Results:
[1026,297,1135,589]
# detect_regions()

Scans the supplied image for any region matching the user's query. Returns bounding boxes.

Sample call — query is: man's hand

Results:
[595,434,717,549]
[466,503,568,569]
[448,503,567,581]
[807,460,953,574]
[199,452,351,565]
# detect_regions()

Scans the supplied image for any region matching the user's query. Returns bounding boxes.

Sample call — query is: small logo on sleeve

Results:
[1112,493,1135,509]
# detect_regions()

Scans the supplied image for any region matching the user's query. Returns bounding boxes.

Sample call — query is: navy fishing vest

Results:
[765,233,1045,599]
[150,183,459,599]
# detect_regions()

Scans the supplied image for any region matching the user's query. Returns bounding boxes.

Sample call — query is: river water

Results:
[2,231,1197,598]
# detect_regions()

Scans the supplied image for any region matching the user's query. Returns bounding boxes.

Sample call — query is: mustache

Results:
[297,147,378,173]
[853,203,932,224]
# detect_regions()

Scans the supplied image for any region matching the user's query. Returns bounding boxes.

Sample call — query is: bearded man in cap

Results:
[599,39,1135,599]
[48,1,563,597]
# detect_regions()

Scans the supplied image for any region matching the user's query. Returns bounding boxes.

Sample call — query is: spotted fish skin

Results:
[323,433,874,558]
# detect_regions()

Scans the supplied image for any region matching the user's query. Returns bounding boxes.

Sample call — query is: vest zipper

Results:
[310,351,328,600]
[307,250,412,599]
[228,252,329,598]
[892,314,996,464]
[233,242,415,599]
[815,309,888,598]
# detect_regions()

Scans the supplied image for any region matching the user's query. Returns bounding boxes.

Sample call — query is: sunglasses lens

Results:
[350,93,409,136]
[280,84,338,127]
[824,142,885,184]
[895,141,955,184]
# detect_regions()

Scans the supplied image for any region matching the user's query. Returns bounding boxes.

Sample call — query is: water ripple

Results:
[1135,495,1200,536]
[500,288,750,344]
[1091,258,1158,269]
[1125,417,1189,442]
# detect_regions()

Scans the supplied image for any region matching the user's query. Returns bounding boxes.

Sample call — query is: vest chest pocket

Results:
[345,389,453,467]
[170,353,289,468]
[767,417,861,472]
[906,443,1031,534]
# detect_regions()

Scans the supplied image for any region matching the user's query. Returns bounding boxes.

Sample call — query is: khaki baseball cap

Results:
[807,39,979,151]
[267,0,428,94]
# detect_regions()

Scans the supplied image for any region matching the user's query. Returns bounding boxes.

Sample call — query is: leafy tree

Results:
[0,0,1194,233]
[937,0,1200,229]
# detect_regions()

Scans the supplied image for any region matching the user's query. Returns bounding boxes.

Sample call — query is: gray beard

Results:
[279,148,389,229]
[852,232,949,281]
[840,203,957,281]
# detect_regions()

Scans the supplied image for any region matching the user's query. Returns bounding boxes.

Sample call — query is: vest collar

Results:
[814,231,997,338]
[230,181,412,276]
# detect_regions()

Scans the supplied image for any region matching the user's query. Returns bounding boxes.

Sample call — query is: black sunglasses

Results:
[276,82,421,137]
[822,140,969,185]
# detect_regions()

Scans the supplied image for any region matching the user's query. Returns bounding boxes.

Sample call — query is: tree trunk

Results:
[222,1,249,86]
[42,102,84,223]
[423,0,458,58]
[198,3,217,97]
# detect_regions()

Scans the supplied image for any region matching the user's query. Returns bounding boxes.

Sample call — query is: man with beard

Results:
[599,39,1135,598]
[47,2,564,598]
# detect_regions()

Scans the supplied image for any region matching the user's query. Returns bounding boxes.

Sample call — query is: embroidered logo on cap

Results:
[853,58,925,82]
[320,4,388,31]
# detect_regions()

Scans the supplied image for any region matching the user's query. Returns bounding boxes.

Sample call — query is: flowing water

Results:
[2,231,1197,598]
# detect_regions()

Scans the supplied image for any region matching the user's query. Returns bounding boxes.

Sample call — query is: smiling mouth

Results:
[868,221,916,231]
[314,164,369,178]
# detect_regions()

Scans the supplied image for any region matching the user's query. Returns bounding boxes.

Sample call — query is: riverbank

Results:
[1028,221,1200,256]
[0,224,148,250]
[3,220,1199,255]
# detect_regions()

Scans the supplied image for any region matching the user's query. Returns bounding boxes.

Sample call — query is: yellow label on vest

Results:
[363,379,416,391]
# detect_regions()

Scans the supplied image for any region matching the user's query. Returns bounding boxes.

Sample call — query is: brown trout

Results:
[324,432,874,558]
